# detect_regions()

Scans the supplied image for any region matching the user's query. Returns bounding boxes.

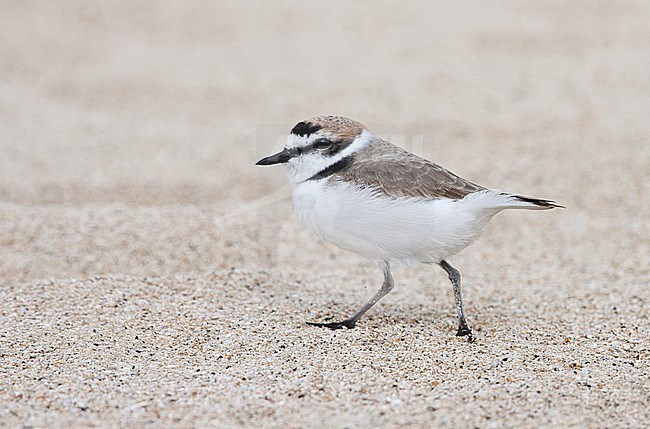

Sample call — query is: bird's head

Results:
[256,116,371,183]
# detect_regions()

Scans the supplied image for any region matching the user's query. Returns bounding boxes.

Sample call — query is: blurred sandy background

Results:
[1,1,649,428]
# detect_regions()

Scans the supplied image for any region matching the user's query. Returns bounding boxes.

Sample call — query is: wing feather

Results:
[333,140,484,200]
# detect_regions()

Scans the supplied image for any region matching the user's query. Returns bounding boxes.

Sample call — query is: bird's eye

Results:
[312,138,331,150]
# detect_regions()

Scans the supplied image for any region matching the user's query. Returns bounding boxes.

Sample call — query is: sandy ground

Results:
[1,1,649,428]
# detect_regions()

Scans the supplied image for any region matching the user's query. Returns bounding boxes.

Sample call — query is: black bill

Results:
[256,148,293,165]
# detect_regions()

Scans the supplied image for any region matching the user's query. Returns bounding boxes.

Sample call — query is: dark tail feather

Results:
[512,194,564,209]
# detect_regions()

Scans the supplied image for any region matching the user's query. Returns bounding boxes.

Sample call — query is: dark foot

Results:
[307,319,356,330]
[456,320,474,342]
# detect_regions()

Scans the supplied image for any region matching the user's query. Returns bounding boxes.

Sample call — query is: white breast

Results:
[292,180,503,264]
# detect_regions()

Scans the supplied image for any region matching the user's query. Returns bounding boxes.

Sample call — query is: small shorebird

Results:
[256,116,561,340]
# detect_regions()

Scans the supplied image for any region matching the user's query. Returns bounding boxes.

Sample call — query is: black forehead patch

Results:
[290,121,322,137]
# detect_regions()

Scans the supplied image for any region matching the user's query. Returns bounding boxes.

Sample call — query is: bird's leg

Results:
[439,260,474,342]
[308,260,394,330]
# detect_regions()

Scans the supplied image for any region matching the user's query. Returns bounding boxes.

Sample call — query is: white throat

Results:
[284,130,373,184]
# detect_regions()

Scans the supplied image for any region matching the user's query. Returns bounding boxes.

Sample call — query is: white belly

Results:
[292,180,499,264]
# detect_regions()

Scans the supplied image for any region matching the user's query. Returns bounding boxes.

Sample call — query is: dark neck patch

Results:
[306,155,354,181]
[291,121,322,137]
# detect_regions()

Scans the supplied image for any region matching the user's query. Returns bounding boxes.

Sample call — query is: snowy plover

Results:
[257,116,561,340]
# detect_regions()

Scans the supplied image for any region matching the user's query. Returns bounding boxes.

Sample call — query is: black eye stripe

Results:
[312,138,331,149]
[289,139,348,157]
[327,142,343,155]
[305,139,344,155]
